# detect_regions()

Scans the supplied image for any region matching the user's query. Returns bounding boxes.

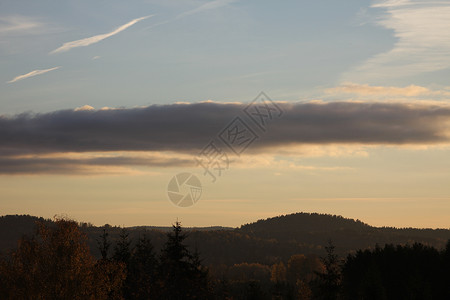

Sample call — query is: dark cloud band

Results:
[1,101,450,157]
[2,100,450,174]
[0,155,192,175]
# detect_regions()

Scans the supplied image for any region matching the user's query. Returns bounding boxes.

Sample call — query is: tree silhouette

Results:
[109,228,134,298]
[271,262,287,283]
[157,221,210,299]
[97,228,111,260]
[113,228,131,265]
[0,217,125,299]
[341,242,450,299]
[127,234,158,300]
[312,240,341,300]
[95,226,126,300]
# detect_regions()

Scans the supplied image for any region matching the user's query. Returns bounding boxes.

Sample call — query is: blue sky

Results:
[1,0,400,112]
[1,0,450,228]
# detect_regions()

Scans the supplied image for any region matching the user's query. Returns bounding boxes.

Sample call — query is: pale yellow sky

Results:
[1,144,449,228]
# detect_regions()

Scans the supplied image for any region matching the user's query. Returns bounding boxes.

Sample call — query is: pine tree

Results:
[313,240,341,300]
[97,228,111,260]
[111,228,132,298]
[113,228,131,265]
[158,221,210,299]
[94,227,126,300]
[128,234,158,300]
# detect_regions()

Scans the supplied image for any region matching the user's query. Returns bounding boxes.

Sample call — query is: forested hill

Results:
[240,213,370,234]
[1,213,449,265]
[238,212,450,258]
[0,215,51,251]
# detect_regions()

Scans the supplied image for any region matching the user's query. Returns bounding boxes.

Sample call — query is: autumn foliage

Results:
[0,217,125,299]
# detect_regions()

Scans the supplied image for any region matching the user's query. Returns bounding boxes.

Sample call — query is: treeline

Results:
[1,217,449,299]
[2,213,449,266]
[0,218,209,299]
[211,241,450,299]
[239,213,450,257]
[341,242,450,299]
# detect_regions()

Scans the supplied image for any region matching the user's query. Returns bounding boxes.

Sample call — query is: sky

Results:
[1,0,450,228]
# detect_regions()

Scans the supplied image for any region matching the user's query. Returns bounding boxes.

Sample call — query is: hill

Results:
[238,212,450,259]
[1,213,449,266]
[0,215,51,251]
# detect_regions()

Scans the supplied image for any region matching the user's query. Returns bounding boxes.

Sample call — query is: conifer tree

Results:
[158,221,210,299]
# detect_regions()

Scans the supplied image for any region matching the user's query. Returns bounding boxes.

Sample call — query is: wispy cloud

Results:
[0,15,44,35]
[50,15,153,54]
[7,66,60,83]
[343,0,450,82]
[144,0,237,30]
[326,83,450,97]
[175,0,237,19]
[0,152,192,175]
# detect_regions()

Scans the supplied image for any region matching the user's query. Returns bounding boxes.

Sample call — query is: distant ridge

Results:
[240,212,370,233]
[1,213,449,265]
[0,215,51,251]
[236,212,449,256]
[131,226,234,232]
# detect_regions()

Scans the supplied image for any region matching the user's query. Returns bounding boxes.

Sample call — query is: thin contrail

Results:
[7,66,61,83]
[50,15,153,54]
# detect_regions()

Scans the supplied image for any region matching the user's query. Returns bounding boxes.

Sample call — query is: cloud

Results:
[74,105,95,111]
[50,15,152,54]
[343,0,450,81]
[175,0,237,19]
[1,101,450,155]
[324,83,450,103]
[7,66,60,83]
[0,15,45,35]
[0,153,192,175]
[143,0,236,31]
[326,83,431,97]
[1,100,450,174]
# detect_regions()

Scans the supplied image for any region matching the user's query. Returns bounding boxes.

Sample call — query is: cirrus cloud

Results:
[7,66,60,83]
[343,0,450,82]
[50,15,153,54]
